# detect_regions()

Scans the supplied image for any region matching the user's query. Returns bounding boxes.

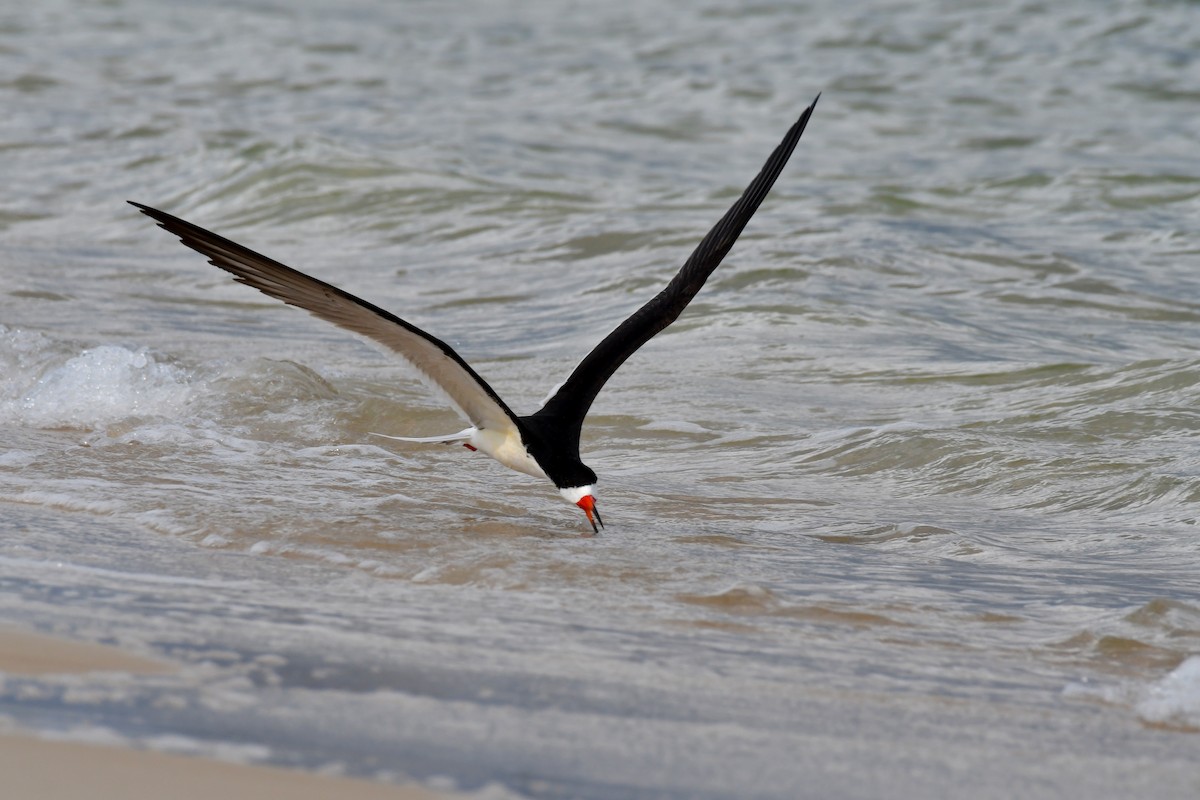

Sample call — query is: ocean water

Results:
[2,0,1199,797]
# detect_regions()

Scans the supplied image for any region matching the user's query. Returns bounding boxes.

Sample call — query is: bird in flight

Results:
[131,95,818,533]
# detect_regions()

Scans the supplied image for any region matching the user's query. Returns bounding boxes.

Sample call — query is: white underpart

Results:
[470,426,548,479]
[372,425,547,480]
[559,484,596,505]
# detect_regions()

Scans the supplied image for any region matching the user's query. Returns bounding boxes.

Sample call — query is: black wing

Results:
[129,202,524,434]
[531,95,819,437]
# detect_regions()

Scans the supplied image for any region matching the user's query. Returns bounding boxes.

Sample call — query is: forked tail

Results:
[369,427,476,445]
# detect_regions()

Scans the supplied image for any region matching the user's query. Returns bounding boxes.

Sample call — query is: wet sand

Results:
[0,627,457,800]
[1,734,457,800]
[0,626,175,676]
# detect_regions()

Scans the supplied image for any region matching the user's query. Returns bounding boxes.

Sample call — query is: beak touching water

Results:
[576,495,604,534]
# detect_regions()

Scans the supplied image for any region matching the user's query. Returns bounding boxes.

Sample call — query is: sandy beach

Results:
[0,627,457,800]
[0,626,176,677]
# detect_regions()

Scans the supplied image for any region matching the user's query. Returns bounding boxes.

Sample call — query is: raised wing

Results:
[129,202,521,435]
[532,95,819,438]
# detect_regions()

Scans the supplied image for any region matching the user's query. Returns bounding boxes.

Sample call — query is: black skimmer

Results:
[130,95,817,533]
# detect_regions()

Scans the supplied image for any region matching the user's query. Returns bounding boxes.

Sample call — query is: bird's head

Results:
[559,485,603,534]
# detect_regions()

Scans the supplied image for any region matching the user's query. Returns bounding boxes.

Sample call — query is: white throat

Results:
[559,485,596,505]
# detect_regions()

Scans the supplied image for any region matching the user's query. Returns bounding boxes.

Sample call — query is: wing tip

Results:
[794,92,821,132]
[128,200,178,235]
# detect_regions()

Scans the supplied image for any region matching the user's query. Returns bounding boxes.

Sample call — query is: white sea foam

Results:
[1,330,193,429]
[1135,656,1200,729]
[0,490,123,515]
[1064,656,1200,730]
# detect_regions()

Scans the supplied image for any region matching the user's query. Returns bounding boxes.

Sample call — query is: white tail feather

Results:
[370,427,476,445]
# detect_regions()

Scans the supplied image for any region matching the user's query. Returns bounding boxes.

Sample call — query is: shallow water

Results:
[2,0,1199,797]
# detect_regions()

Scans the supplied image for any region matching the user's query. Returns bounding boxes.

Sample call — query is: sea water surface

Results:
[2,0,1199,797]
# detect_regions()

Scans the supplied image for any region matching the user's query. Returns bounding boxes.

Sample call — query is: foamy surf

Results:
[1066,656,1200,732]
[1,327,193,430]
